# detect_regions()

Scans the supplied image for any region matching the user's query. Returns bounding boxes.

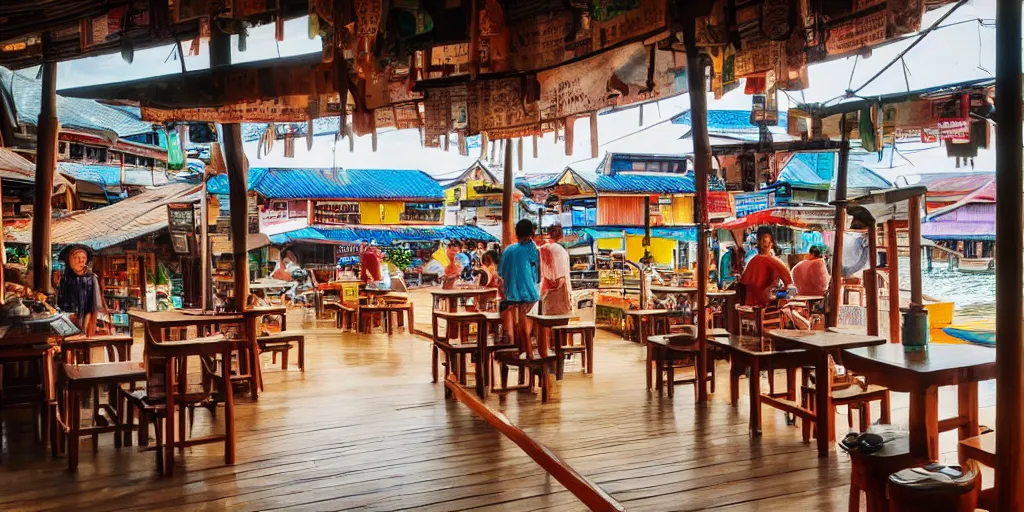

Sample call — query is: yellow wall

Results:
[597,238,623,251]
[360,201,403,224]
[666,195,694,225]
[624,235,675,265]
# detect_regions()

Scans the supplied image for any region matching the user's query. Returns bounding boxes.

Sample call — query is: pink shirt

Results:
[792,257,829,297]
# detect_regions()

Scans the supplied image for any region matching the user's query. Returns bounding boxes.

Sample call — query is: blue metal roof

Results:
[207,168,444,200]
[269,225,497,245]
[58,163,169,188]
[566,226,697,243]
[592,172,695,194]
[774,152,890,190]
[672,109,789,132]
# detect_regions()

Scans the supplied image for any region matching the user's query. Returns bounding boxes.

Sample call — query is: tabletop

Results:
[624,309,674,316]
[527,314,574,326]
[361,287,394,294]
[707,334,806,357]
[128,309,243,327]
[650,286,697,294]
[791,295,825,302]
[430,288,495,297]
[706,290,738,298]
[249,280,292,290]
[843,343,997,390]
[244,305,287,316]
[768,329,886,351]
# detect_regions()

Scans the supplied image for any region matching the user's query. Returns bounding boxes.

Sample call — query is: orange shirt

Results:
[792,257,829,297]
[741,254,793,306]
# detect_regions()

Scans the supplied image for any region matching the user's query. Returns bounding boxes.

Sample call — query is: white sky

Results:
[24,1,1003,180]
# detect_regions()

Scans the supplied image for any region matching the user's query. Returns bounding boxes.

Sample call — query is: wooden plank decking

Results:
[0,293,995,510]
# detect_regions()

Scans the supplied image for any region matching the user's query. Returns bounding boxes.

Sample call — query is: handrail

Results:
[444,375,625,512]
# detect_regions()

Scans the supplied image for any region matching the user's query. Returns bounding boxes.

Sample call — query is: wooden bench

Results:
[493,349,557,403]
[59,361,146,470]
[258,333,305,371]
[61,334,133,364]
[552,323,595,379]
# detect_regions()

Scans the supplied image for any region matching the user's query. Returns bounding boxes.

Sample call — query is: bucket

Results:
[901,305,929,352]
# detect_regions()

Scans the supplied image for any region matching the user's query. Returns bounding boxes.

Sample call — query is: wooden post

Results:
[31,33,58,295]
[907,194,923,306]
[517,137,523,171]
[211,22,249,311]
[564,118,574,156]
[826,114,851,328]
[886,220,901,343]
[684,23,711,404]
[532,134,539,158]
[0,177,4,302]
[480,132,488,160]
[468,0,480,80]
[200,176,211,311]
[589,112,599,158]
[501,140,514,246]
[995,0,1024,507]
[865,222,879,336]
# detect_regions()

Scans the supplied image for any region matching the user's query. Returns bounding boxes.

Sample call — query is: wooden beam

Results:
[31,33,57,295]
[517,137,523,171]
[886,220,901,343]
[865,222,879,336]
[590,112,599,158]
[826,114,851,328]
[480,132,488,160]
[995,0,1024,508]
[444,375,625,512]
[211,21,249,312]
[684,23,711,404]
[907,194,923,306]
[532,134,539,158]
[501,140,514,246]
[564,118,574,156]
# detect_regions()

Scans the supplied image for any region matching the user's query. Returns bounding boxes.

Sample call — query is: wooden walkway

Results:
[0,295,995,510]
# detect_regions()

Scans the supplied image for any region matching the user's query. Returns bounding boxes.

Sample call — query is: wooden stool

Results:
[551,323,595,379]
[840,429,927,512]
[886,460,980,512]
[431,311,496,398]
[801,357,891,443]
[493,349,557,402]
[62,335,133,364]
[958,431,994,509]
[258,334,305,371]
[383,302,415,333]
[59,361,146,470]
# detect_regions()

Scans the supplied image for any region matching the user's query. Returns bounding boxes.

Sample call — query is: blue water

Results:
[896,256,995,318]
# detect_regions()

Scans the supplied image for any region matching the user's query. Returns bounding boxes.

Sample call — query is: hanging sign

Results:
[824,10,886,57]
[166,203,196,234]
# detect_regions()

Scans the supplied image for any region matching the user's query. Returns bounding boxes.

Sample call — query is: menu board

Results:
[166,203,196,234]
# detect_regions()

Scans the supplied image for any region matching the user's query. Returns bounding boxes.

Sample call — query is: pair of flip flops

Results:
[841,431,886,454]
[889,463,976,491]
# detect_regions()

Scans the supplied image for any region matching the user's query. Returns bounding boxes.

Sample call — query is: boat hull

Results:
[942,321,996,346]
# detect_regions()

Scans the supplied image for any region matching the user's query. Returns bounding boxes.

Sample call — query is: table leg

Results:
[476,319,487,399]
[749,357,762,436]
[646,343,653,391]
[163,358,175,476]
[909,385,940,460]
[814,351,833,457]
[730,360,741,406]
[958,382,980,440]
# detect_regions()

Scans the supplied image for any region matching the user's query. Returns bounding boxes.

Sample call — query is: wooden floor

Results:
[0,291,995,511]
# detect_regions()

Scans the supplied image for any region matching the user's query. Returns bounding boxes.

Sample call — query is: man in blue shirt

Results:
[499,219,541,359]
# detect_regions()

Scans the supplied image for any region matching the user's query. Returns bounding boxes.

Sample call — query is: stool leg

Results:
[67,388,80,471]
[880,391,891,424]
[282,346,290,370]
[298,340,304,371]
[586,331,594,374]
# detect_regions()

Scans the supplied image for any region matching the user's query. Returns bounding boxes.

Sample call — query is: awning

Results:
[564,226,698,244]
[0,146,72,192]
[269,225,498,246]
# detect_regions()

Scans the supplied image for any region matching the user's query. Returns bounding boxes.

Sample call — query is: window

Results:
[401,202,443,222]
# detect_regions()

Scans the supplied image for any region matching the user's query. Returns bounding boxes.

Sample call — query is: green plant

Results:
[384,247,413,270]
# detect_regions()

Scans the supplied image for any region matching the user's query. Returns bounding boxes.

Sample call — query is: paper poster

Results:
[354,0,382,36]
[734,40,778,77]
[887,0,924,37]
[825,10,886,56]
[431,43,471,66]
[423,87,453,147]
[375,107,395,129]
[468,78,539,132]
[141,95,335,123]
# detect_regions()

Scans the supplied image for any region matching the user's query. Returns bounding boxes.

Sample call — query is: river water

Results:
[895,256,995,320]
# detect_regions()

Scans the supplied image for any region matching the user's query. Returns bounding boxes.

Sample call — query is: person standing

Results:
[499,219,541,359]
[56,245,107,337]
[740,227,792,307]
[539,224,572,315]
[442,240,464,289]
[360,241,389,289]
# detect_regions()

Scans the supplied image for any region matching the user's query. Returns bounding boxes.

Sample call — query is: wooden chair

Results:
[958,431,995,510]
[61,335,133,364]
[0,345,56,449]
[493,349,557,403]
[358,305,392,334]
[122,334,238,476]
[800,356,890,443]
[735,304,784,337]
[646,331,716,399]
[551,323,595,379]
[258,333,305,371]
[382,302,415,334]
[844,277,865,306]
[840,429,928,512]
[324,301,358,331]
[58,361,146,470]
[886,460,980,512]
[431,311,485,389]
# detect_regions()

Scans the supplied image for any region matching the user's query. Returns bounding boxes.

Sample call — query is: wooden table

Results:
[623,309,673,343]
[767,329,887,456]
[708,334,812,437]
[527,314,573,357]
[843,343,997,460]
[650,285,697,296]
[430,288,497,312]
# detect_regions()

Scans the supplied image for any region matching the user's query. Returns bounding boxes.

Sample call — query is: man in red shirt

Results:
[740,228,793,307]
[359,242,383,285]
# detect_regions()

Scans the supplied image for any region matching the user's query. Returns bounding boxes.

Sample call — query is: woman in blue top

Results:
[499,219,541,359]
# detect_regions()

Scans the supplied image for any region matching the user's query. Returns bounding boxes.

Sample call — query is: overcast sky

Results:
[18,1,1000,178]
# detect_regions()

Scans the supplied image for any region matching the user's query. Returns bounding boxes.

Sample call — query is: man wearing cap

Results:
[740,227,793,307]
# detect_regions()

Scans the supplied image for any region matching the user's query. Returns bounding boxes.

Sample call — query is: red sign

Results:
[708,192,733,215]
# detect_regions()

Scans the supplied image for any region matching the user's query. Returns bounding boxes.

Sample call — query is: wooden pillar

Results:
[501,140,514,246]
[886,220,900,343]
[995,0,1024,507]
[31,33,58,295]
[212,22,249,311]
[907,195,923,306]
[684,23,711,404]
[564,118,574,156]
[517,137,523,171]
[826,114,851,327]
[480,132,488,160]
[532,134,539,158]
[589,112,599,158]
[0,177,4,302]
[865,222,879,336]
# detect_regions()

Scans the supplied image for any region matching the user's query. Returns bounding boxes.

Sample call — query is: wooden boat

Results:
[941,320,996,346]
[958,258,995,273]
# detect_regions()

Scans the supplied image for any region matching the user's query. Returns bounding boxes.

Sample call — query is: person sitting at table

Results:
[792,245,830,297]
[740,228,793,307]
[56,245,108,337]
[442,240,467,289]
[359,241,390,289]
[499,219,541,359]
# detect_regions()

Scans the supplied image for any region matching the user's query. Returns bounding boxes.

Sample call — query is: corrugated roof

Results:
[920,173,995,196]
[58,162,170,188]
[515,173,561,190]
[774,152,890,191]
[269,225,497,245]
[4,182,199,249]
[207,167,444,200]
[592,172,696,194]
[0,147,71,188]
[672,109,790,133]
[1,66,155,139]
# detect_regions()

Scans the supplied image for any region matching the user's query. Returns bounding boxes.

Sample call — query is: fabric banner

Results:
[141,95,339,123]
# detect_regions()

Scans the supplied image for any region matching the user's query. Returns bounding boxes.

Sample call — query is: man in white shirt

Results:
[539,224,572,315]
